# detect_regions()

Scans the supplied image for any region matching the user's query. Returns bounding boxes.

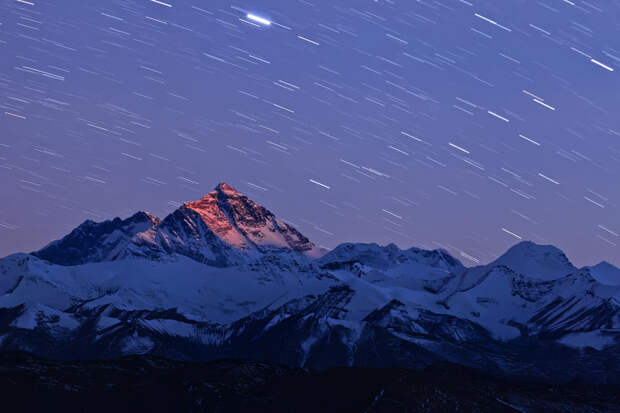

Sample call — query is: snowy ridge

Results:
[1,183,620,382]
[33,211,161,265]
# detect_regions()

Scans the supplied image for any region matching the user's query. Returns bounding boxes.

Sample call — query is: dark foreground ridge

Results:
[0,352,618,413]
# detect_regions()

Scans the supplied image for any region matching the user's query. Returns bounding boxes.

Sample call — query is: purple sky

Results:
[0,0,619,267]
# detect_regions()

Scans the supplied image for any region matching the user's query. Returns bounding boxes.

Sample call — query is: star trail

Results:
[0,0,619,266]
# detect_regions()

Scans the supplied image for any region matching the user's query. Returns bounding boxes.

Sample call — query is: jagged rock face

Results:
[33,183,323,267]
[33,212,160,265]
[181,183,322,258]
[155,206,248,267]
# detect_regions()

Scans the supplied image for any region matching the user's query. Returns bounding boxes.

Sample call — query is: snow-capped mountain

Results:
[34,183,323,267]
[1,183,619,382]
[487,241,577,281]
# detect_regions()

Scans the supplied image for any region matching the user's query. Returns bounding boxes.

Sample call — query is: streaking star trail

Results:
[0,0,618,269]
[246,13,271,26]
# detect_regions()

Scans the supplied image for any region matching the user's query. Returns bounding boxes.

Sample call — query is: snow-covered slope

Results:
[2,184,620,382]
[0,253,330,325]
[588,261,620,286]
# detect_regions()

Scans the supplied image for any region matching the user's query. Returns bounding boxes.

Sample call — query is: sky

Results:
[0,0,619,268]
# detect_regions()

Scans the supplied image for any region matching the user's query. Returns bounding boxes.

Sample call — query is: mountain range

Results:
[1,183,619,383]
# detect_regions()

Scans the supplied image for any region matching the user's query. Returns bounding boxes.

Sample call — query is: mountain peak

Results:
[587,261,620,286]
[128,211,160,225]
[490,241,576,280]
[215,182,240,195]
[187,182,242,205]
[182,182,239,204]
[179,183,322,259]
[505,241,567,257]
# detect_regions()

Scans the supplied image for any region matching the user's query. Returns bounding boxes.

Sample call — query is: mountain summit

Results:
[489,241,576,281]
[185,183,321,255]
[34,182,323,266]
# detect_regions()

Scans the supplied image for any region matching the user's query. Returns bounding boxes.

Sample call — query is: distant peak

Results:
[505,241,566,257]
[215,182,241,196]
[491,240,576,281]
[129,211,160,224]
[592,261,615,269]
[588,261,620,286]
